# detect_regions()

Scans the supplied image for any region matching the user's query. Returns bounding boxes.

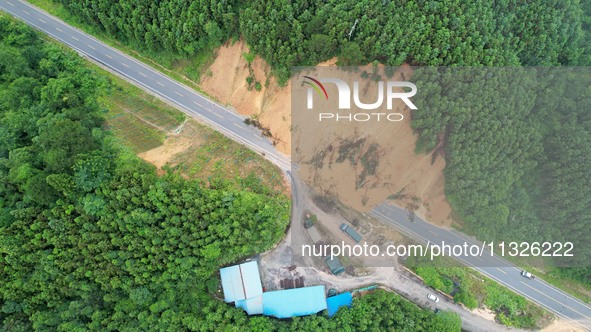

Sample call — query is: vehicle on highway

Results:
[427,293,440,303]
[521,270,535,279]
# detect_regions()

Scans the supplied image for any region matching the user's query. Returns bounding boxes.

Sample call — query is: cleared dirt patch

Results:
[139,134,193,169]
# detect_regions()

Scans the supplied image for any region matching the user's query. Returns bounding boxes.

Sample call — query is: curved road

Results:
[2,1,590,330]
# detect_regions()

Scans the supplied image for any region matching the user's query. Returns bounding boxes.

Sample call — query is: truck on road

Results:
[340,223,362,243]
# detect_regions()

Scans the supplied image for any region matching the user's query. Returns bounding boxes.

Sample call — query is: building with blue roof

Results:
[236,295,263,315]
[262,285,327,318]
[219,261,263,303]
[326,292,353,317]
[220,261,329,318]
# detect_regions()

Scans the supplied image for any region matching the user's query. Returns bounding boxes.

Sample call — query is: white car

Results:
[427,293,440,303]
[521,270,535,279]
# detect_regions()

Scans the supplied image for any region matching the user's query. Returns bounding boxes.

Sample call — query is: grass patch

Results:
[87,60,286,196]
[169,122,286,196]
[104,112,164,154]
[102,87,184,132]
[97,72,184,154]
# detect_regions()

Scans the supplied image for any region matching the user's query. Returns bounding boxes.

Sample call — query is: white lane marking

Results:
[7,2,14,6]
[39,18,47,23]
[156,81,164,87]
[22,10,30,14]
[72,36,79,41]
[121,63,130,68]
[175,91,183,97]
[55,27,63,32]
[193,101,204,108]
[8,4,291,171]
[139,72,147,78]
[232,122,243,130]
[520,281,591,321]
[208,109,222,119]
[88,45,95,50]
[428,230,439,237]
[497,268,508,275]
[256,135,264,140]
[373,206,591,330]
[477,264,589,330]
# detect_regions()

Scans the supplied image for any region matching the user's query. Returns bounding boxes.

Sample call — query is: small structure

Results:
[340,223,362,243]
[281,276,304,289]
[220,261,327,318]
[219,261,262,303]
[325,256,345,275]
[303,212,317,229]
[262,285,327,319]
[307,226,322,244]
[326,292,353,317]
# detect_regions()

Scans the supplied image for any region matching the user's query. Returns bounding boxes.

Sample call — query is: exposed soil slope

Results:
[199,41,452,226]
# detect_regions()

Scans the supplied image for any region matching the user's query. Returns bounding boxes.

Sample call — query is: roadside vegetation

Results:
[28,0,216,88]
[98,69,287,196]
[0,16,461,331]
[406,257,552,329]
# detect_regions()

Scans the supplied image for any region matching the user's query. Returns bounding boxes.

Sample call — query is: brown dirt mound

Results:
[199,41,291,154]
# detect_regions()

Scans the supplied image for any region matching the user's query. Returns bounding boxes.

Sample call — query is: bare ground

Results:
[199,40,291,153]
[139,133,194,169]
[199,41,453,227]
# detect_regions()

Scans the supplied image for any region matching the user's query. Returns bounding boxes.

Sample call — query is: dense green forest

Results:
[410,67,591,279]
[0,16,462,331]
[54,0,587,84]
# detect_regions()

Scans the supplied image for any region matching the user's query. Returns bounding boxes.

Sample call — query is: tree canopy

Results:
[0,15,462,331]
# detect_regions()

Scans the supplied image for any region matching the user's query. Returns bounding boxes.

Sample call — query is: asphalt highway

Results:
[372,204,591,330]
[2,1,590,330]
[0,0,290,172]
